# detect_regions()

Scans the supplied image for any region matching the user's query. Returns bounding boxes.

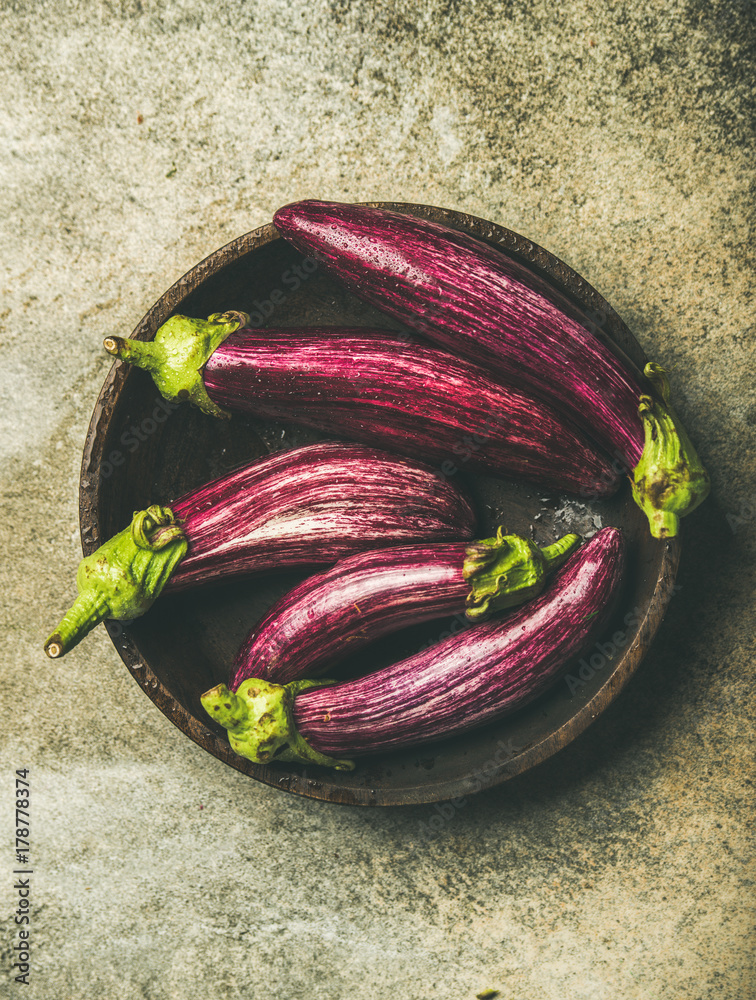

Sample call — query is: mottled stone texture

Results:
[1,1,754,997]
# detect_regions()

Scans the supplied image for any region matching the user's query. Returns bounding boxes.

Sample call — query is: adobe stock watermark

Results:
[434,408,518,481]
[416,736,522,841]
[432,409,628,491]
[563,607,643,695]
[100,396,181,479]
[563,584,683,696]
[245,256,320,327]
[726,494,756,535]
[414,611,472,655]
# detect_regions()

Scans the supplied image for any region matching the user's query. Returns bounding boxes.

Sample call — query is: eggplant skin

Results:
[166,442,476,591]
[273,200,645,468]
[230,543,470,689]
[292,527,625,757]
[203,328,621,498]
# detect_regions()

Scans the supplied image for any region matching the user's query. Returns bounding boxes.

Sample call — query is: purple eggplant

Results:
[44,442,475,658]
[202,527,624,770]
[272,200,709,538]
[230,529,581,689]
[105,318,621,497]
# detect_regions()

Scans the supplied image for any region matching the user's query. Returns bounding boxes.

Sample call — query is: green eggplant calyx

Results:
[103,311,250,419]
[44,505,187,658]
[201,680,356,772]
[631,362,710,540]
[463,528,581,621]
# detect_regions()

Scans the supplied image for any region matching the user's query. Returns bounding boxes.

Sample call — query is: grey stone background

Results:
[1,1,754,997]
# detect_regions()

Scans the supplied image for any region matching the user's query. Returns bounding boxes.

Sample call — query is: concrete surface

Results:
[1,1,754,997]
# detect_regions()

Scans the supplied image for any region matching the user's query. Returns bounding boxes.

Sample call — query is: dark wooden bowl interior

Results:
[80,204,680,806]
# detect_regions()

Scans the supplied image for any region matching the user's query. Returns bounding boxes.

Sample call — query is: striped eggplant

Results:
[44,442,475,658]
[203,527,624,770]
[104,318,621,497]
[272,200,710,539]
[230,529,581,689]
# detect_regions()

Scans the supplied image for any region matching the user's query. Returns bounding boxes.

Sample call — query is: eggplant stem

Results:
[630,363,710,539]
[44,506,188,658]
[541,535,582,573]
[201,680,356,771]
[463,528,581,621]
[44,589,110,658]
[104,311,250,419]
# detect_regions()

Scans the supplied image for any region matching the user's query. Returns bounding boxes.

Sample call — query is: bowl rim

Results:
[79,202,681,807]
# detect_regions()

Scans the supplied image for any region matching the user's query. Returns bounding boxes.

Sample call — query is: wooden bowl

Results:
[80,203,680,806]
